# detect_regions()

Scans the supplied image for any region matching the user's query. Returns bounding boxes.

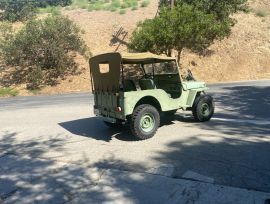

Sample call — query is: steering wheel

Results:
[186,69,196,81]
[144,73,153,79]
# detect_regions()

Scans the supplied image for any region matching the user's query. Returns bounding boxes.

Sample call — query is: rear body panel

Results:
[90,53,125,121]
[94,92,125,120]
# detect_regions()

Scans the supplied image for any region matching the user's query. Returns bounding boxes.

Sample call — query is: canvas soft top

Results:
[121,52,175,64]
[89,52,175,92]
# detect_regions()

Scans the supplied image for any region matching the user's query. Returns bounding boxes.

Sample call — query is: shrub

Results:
[0,0,72,22]
[119,9,126,14]
[255,9,269,17]
[35,0,72,7]
[0,87,18,97]
[141,0,149,7]
[0,15,89,89]
[27,67,43,90]
[0,0,37,22]
[39,6,61,15]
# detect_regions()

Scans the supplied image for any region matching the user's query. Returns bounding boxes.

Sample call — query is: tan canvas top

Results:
[121,52,175,64]
[89,52,176,92]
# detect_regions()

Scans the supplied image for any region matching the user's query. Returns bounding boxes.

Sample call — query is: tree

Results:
[179,0,248,20]
[0,0,36,22]
[129,4,231,63]
[35,0,72,7]
[0,15,89,89]
[161,0,248,22]
[0,0,72,22]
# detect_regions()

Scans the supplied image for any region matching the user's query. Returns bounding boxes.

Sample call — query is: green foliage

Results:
[35,0,72,7]
[76,0,149,13]
[26,67,43,90]
[0,0,37,22]
[39,6,61,15]
[0,0,72,22]
[0,16,89,89]
[119,9,126,14]
[255,9,269,17]
[129,4,231,62]
[130,0,249,63]
[0,87,18,97]
[141,0,149,7]
[161,0,249,22]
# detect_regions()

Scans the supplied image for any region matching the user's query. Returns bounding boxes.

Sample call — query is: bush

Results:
[0,0,72,22]
[39,6,61,15]
[119,9,126,14]
[141,0,150,7]
[0,87,18,97]
[0,15,89,89]
[255,9,269,17]
[27,67,43,90]
[0,0,37,22]
[34,0,72,8]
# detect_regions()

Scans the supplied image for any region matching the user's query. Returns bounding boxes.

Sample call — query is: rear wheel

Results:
[192,95,214,122]
[130,104,160,140]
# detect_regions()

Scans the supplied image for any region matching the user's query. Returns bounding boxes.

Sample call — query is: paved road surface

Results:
[0,80,270,203]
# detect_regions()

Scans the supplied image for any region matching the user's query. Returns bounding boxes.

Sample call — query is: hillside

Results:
[1,0,270,96]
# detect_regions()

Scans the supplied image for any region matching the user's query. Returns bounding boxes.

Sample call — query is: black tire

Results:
[192,95,214,122]
[130,104,160,140]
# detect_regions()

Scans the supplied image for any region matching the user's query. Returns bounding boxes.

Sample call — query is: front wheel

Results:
[130,104,160,140]
[192,95,214,122]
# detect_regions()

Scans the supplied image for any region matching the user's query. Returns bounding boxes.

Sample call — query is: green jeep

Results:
[89,52,214,140]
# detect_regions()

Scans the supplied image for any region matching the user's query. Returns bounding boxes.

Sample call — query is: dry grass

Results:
[1,0,270,96]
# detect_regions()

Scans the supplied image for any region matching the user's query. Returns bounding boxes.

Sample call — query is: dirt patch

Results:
[1,0,270,96]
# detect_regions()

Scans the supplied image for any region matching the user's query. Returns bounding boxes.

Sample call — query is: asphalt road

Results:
[0,79,270,200]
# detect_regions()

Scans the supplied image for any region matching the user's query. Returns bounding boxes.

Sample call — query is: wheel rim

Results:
[201,102,210,116]
[140,113,155,133]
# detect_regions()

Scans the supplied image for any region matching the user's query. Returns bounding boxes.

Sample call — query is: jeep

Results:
[89,52,214,140]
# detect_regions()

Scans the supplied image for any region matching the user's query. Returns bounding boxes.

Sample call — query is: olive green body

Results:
[90,52,208,123]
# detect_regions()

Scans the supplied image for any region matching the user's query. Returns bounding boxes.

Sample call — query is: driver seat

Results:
[139,79,156,90]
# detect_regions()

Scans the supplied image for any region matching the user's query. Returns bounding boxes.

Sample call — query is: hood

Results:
[182,81,207,91]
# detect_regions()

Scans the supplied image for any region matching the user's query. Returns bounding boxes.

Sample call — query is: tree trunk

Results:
[168,1,175,57]
[170,0,175,8]
[177,48,183,66]
[168,49,172,57]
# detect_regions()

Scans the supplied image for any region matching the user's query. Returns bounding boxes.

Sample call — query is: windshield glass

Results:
[144,61,178,75]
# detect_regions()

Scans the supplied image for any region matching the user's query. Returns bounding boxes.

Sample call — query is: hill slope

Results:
[2,0,270,95]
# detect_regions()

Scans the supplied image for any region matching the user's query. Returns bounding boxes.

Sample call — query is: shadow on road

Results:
[211,86,270,120]
[59,117,137,142]
[0,132,148,203]
[58,115,176,142]
[1,129,270,203]
[1,85,269,202]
